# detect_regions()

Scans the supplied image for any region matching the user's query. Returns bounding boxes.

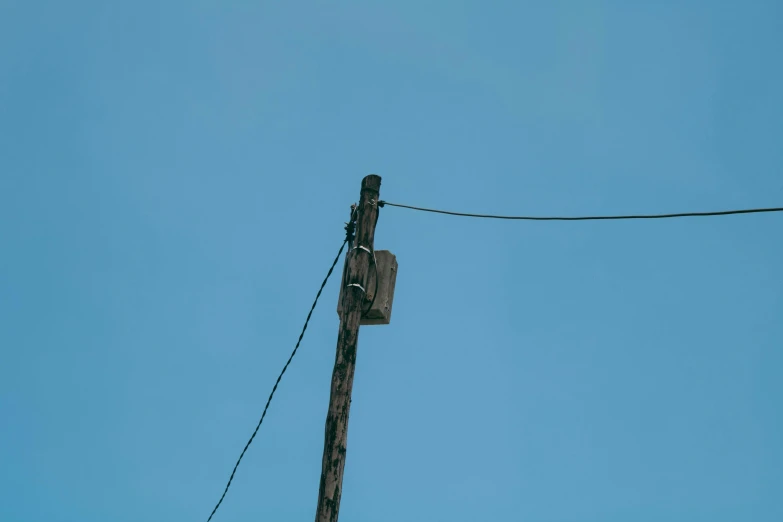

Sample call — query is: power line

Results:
[379,201,783,221]
[205,238,349,522]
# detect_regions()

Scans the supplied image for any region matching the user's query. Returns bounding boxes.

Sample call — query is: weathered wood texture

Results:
[315,175,381,522]
[337,250,398,325]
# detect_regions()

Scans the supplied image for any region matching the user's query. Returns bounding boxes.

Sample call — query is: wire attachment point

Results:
[344,204,358,244]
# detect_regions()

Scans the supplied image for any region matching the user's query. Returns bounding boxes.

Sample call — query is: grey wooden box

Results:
[337,250,398,325]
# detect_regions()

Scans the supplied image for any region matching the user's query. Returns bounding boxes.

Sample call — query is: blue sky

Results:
[1,1,782,521]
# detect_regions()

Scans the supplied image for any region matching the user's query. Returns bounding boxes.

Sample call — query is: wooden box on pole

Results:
[337,250,398,325]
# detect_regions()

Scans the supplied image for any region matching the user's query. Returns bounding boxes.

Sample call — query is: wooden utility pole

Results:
[314,175,382,522]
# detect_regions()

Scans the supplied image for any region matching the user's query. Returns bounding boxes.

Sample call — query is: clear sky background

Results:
[1,1,782,521]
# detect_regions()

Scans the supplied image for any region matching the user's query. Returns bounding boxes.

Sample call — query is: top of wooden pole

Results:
[352,174,381,252]
[361,174,381,192]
